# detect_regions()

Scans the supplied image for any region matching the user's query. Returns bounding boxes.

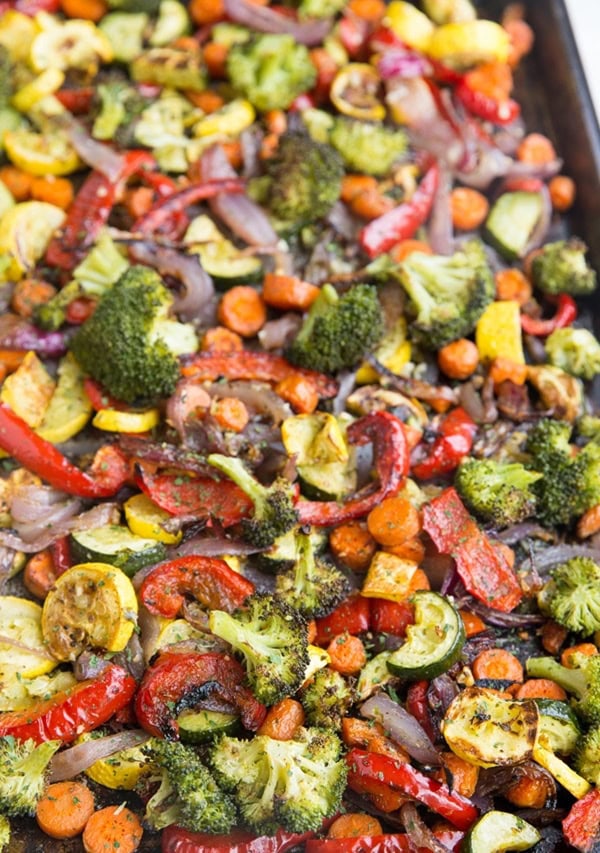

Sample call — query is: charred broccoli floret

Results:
[207,454,298,548]
[34,280,82,332]
[531,238,597,296]
[299,667,356,729]
[227,34,316,112]
[454,457,541,527]
[275,531,350,619]
[527,654,600,724]
[329,117,408,177]
[263,131,344,228]
[398,239,494,349]
[538,558,600,636]
[140,738,236,833]
[92,80,147,141]
[0,736,61,817]
[545,327,600,381]
[70,265,198,404]
[211,727,347,834]
[575,725,600,785]
[286,283,384,374]
[297,0,346,17]
[208,593,309,706]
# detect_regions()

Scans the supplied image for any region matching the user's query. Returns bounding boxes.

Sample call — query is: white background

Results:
[565,0,600,121]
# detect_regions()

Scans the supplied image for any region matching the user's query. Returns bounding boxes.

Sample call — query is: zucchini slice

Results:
[536,698,581,756]
[483,191,544,260]
[464,811,540,852]
[70,525,167,576]
[357,651,396,700]
[386,591,465,679]
[442,687,538,768]
[177,709,240,744]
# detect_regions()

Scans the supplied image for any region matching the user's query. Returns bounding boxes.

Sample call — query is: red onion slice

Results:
[13,498,82,543]
[49,730,150,782]
[427,164,454,255]
[63,117,126,183]
[223,0,332,45]
[360,693,441,766]
[0,315,69,357]
[378,49,432,80]
[0,502,119,552]
[203,381,293,425]
[400,802,451,853]
[258,314,303,351]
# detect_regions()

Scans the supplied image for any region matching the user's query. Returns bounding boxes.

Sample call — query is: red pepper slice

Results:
[369,599,414,637]
[133,178,245,236]
[314,594,371,645]
[454,79,521,125]
[520,293,577,337]
[338,15,370,57]
[406,680,436,743]
[136,468,253,526]
[359,163,439,258]
[134,651,266,738]
[55,87,95,114]
[346,749,478,831]
[306,837,410,853]
[50,536,71,577]
[563,787,600,853]
[140,555,255,618]
[0,665,136,745]
[422,487,523,613]
[296,412,409,527]
[412,407,477,480]
[83,377,129,412]
[0,403,128,498]
[162,827,319,853]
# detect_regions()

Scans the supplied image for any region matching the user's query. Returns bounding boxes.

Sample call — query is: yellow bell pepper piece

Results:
[93,407,160,434]
[361,553,419,603]
[37,353,93,444]
[384,1,435,52]
[0,351,55,429]
[11,68,65,112]
[476,300,525,365]
[426,20,510,69]
[193,98,255,138]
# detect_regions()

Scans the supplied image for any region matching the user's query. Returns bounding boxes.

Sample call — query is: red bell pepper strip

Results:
[181,351,338,399]
[140,555,255,618]
[314,595,371,645]
[162,827,320,853]
[305,837,410,853]
[296,412,409,527]
[136,468,253,526]
[0,403,128,498]
[520,293,577,336]
[133,178,245,235]
[83,377,129,412]
[50,536,71,577]
[406,680,436,743]
[369,599,414,637]
[346,749,479,831]
[55,86,95,114]
[412,407,477,480]
[339,14,370,57]
[0,665,136,745]
[563,787,600,853]
[454,79,521,125]
[422,487,523,612]
[135,651,266,738]
[359,163,439,258]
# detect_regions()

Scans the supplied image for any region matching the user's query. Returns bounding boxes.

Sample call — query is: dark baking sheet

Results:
[8,1,600,850]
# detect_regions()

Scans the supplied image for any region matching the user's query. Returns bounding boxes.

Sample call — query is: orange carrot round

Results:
[24,549,57,600]
[505,769,554,809]
[203,42,229,78]
[561,643,598,668]
[516,133,557,165]
[262,273,320,312]
[366,495,421,547]
[11,278,56,319]
[494,268,532,305]
[201,326,244,353]
[327,632,367,676]
[472,648,524,682]
[437,338,479,381]
[327,813,384,839]
[513,678,567,701]
[189,0,225,24]
[185,90,225,113]
[60,0,107,18]
[450,187,490,231]
[82,805,143,853]
[218,286,267,338]
[0,165,32,201]
[459,610,486,638]
[275,374,319,414]
[30,176,74,210]
[257,698,305,740]
[383,538,426,563]
[390,239,432,262]
[329,521,377,572]
[211,397,250,432]
[548,174,576,212]
[36,781,95,839]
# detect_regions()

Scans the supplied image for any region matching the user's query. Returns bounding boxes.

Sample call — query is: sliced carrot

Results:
[504,18,535,67]
[222,140,243,170]
[383,538,426,563]
[329,521,377,572]
[11,278,56,319]
[505,769,554,809]
[170,37,201,54]
[459,610,486,638]
[217,286,267,338]
[327,632,367,676]
[347,0,386,23]
[407,567,430,593]
[561,643,598,668]
[441,751,479,798]
[0,349,28,372]
[123,186,155,220]
[203,42,229,78]
[463,61,513,101]
[341,174,377,203]
[494,267,532,305]
[472,648,524,682]
[578,504,600,539]
[36,781,95,839]
[264,109,287,136]
[24,549,57,600]
[450,187,490,231]
[351,188,395,220]
[548,175,576,212]
[61,0,107,18]
[82,804,143,853]
[489,356,528,387]
[514,678,567,701]
[307,619,317,645]
[390,239,432,262]
[0,165,32,201]
[493,541,515,571]
[541,620,568,656]
[210,396,250,432]
[437,338,479,381]
[185,90,225,113]
[189,0,225,24]
[366,495,421,548]
[30,176,74,210]
[262,273,320,313]
[341,717,409,763]
[275,374,319,414]
[260,132,280,161]
[327,814,384,839]
[257,698,305,740]
[201,326,244,353]
[516,133,557,165]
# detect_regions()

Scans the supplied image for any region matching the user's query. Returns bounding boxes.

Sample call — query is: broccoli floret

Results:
[299,667,356,729]
[227,34,316,112]
[575,725,600,785]
[207,453,298,548]
[286,283,384,374]
[34,280,82,332]
[208,593,309,706]
[211,727,347,834]
[73,232,129,297]
[329,117,408,177]
[92,81,147,141]
[297,0,346,17]
[398,239,494,349]
[70,265,198,404]
[545,327,600,381]
[538,558,600,636]
[263,132,344,229]
[454,457,541,527]
[527,655,600,723]
[0,736,61,817]
[141,738,236,833]
[531,238,597,296]
[275,531,350,619]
